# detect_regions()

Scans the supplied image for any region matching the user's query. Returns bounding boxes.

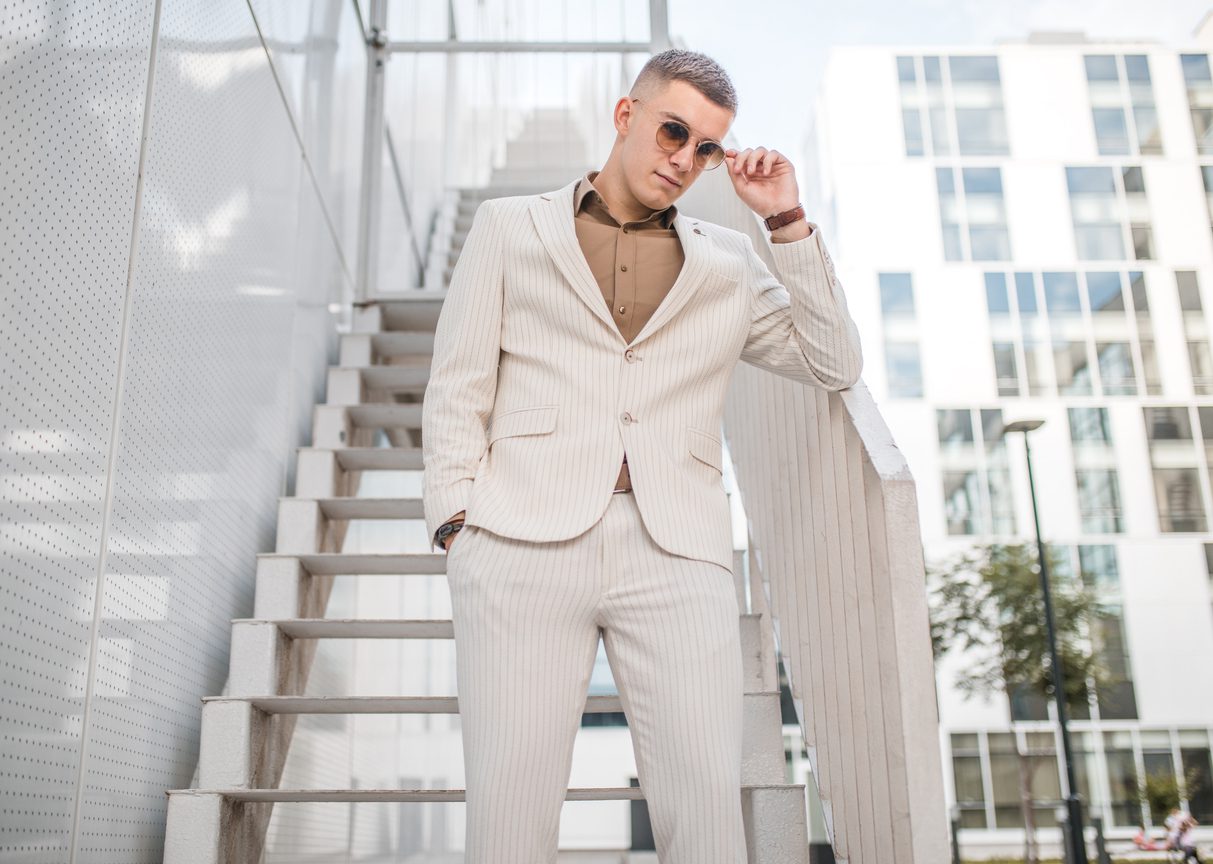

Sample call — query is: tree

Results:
[929,543,1111,864]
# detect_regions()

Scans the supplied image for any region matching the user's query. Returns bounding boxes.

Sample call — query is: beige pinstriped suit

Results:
[422,175,863,570]
[423,174,863,862]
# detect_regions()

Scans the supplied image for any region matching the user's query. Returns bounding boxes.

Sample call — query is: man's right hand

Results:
[441,511,466,552]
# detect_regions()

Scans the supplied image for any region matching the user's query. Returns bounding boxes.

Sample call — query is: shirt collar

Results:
[574,169,678,230]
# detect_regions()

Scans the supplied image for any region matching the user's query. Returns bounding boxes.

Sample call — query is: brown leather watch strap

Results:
[764,203,806,231]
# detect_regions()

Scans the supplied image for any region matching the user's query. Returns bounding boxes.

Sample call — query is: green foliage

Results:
[928,543,1110,706]
[1139,767,1203,823]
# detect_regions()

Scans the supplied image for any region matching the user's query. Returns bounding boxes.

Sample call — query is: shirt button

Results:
[621,412,634,424]
[620,264,628,272]
[618,305,625,314]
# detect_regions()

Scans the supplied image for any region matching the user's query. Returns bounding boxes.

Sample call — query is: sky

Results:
[668,0,1212,163]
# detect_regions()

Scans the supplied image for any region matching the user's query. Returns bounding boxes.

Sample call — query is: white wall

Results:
[0,1,364,859]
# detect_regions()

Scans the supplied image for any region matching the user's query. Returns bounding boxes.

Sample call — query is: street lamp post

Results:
[1002,418,1089,864]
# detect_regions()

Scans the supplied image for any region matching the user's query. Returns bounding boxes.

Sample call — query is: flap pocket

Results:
[488,405,558,443]
[687,427,723,473]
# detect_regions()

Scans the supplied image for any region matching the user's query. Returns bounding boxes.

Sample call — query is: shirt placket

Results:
[614,224,637,341]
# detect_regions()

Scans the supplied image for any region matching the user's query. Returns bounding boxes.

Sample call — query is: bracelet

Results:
[764,203,806,232]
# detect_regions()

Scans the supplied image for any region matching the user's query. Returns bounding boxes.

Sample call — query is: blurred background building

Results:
[808,13,1213,857]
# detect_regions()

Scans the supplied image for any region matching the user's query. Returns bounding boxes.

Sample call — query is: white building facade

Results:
[811,23,1213,854]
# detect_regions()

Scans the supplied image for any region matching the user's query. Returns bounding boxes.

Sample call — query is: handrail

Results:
[681,166,949,864]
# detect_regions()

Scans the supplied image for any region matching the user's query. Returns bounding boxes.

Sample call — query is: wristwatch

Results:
[435,520,465,548]
[764,203,806,232]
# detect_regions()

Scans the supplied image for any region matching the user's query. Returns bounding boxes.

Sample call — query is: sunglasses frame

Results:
[630,98,725,171]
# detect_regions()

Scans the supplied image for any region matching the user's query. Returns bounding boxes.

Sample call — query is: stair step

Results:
[234,618,452,639]
[348,403,422,428]
[297,446,424,471]
[167,783,803,804]
[343,365,431,392]
[356,294,446,331]
[297,497,425,520]
[255,552,448,575]
[200,694,625,714]
[371,332,434,356]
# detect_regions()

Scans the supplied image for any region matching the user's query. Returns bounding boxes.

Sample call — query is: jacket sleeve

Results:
[422,198,504,550]
[739,223,863,391]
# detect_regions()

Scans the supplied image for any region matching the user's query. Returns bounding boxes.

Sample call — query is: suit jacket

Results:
[421,175,863,571]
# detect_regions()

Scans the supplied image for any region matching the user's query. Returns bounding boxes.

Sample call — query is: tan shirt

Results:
[573,169,685,491]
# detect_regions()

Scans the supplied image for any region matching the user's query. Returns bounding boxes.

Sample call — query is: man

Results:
[422,48,862,863]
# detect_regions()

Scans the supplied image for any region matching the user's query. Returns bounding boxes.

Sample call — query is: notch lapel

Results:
[528,179,714,346]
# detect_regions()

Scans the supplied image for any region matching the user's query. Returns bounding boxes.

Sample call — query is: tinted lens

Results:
[656,120,690,151]
[696,142,724,169]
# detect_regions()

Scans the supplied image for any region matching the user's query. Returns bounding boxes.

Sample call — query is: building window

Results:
[1178,271,1213,395]
[937,166,1011,261]
[879,273,923,398]
[950,733,989,829]
[1104,730,1141,827]
[1181,53,1213,155]
[1069,409,1123,534]
[937,407,1015,535]
[1065,166,1153,261]
[1144,406,1208,532]
[1084,54,1163,156]
[1077,544,1137,719]
[897,54,1008,157]
[1202,166,1213,243]
[984,270,1156,398]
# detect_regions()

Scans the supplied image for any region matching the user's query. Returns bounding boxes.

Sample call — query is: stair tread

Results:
[286,497,425,519]
[234,618,453,638]
[202,691,781,713]
[343,366,431,389]
[297,447,423,470]
[167,783,805,802]
[255,552,448,575]
[201,694,626,713]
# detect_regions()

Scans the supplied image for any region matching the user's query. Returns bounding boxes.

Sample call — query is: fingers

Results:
[724,147,783,177]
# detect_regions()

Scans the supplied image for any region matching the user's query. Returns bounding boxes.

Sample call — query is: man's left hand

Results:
[723,147,810,241]
[723,147,799,220]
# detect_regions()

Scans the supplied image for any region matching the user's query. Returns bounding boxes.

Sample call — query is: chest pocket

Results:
[488,405,559,444]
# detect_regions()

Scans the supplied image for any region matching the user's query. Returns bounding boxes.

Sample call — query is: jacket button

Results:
[620,412,634,424]
[625,349,636,362]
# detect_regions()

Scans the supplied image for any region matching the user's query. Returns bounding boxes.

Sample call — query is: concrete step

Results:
[274,496,425,553]
[324,365,430,404]
[338,331,434,366]
[352,293,445,333]
[293,446,423,498]
[200,694,623,714]
[164,785,809,864]
[311,403,423,450]
[255,551,446,576]
[195,690,784,790]
[233,617,452,639]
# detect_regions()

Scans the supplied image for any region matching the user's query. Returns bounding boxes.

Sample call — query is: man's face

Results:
[617,79,733,210]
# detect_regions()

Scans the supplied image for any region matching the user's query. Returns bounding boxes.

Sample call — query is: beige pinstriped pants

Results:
[445,489,747,863]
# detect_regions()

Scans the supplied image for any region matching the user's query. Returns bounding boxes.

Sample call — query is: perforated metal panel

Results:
[1,0,357,860]
[0,0,158,860]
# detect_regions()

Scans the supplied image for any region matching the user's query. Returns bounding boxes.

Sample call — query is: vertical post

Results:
[649,0,670,51]
[949,807,962,864]
[1022,433,1089,864]
[356,0,388,303]
[1092,816,1111,864]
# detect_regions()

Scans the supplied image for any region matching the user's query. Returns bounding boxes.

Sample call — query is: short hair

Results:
[629,48,737,115]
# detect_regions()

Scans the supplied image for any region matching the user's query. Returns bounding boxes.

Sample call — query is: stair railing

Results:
[681,166,950,864]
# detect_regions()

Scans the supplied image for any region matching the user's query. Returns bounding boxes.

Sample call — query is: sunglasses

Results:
[630,98,725,171]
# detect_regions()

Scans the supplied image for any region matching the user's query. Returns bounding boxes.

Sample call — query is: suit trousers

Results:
[445,489,747,863]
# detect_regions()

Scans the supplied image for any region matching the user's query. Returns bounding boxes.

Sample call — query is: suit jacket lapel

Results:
[529,177,713,346]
